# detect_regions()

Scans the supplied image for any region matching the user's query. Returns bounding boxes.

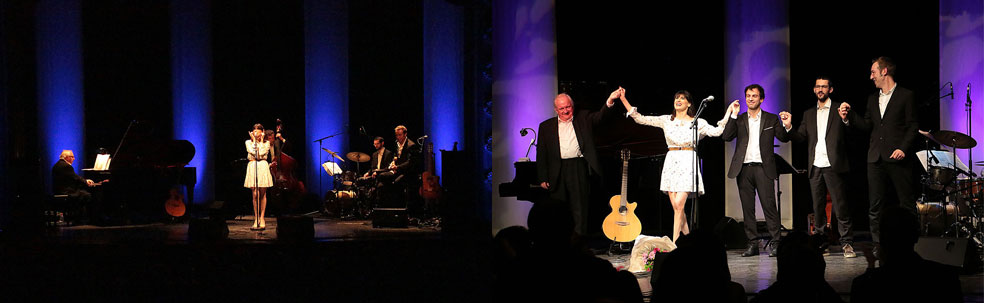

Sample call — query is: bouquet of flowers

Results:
[643,247,665,272]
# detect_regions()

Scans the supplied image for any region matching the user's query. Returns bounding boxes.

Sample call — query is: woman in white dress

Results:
[245,123,273,230]
[618,88,735,243]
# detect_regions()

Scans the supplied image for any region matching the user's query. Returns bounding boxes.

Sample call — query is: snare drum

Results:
[927,166,956,191]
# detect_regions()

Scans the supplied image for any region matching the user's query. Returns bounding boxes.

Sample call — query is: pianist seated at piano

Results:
[52,150,104,223]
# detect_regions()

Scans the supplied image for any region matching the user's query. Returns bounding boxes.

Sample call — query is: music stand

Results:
[774,153,804,234]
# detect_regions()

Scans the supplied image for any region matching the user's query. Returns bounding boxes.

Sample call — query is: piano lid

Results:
[110,121,196,169]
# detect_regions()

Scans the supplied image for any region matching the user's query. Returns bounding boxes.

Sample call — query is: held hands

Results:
[608,87,622,101]
[779,111,792,129]
[540,182,549,190]
[728,100,741,115]
[838,102,851,120]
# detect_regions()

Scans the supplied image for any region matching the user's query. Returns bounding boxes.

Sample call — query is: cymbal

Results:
[933,130,977,148]
[918,130,942,145]
[321,147,344,162]
[346,152,370,163]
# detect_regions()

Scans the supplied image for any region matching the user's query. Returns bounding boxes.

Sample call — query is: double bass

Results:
[270,119,307,210]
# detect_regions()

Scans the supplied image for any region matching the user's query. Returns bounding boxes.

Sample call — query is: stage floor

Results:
[44,216,442,244]
[600,244,984,302]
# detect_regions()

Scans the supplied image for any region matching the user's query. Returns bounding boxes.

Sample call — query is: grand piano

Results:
[83,121,197,223]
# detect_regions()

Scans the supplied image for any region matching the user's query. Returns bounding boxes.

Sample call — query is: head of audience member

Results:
[59,150,76,165]
[653,230,739,302]
[526,199,575,251]
[869,56,896,90]
[776,231,826,283]
[670,90,696,121]
[814,76,834,103]
[373,137,385,151]
[493,226,532,269]
[878,205,920,264]
[744,84,765,111]
[554,93,575,122]
[394,125,408,145]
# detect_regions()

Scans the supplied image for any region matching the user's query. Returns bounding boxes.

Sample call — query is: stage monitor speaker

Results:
[714,217,748,249]
[188,218,228,242]
[373,208,408,228]
[914,237,980,271]
[277,215,314,241]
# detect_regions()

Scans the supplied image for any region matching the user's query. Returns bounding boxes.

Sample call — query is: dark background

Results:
[555,1,940,237]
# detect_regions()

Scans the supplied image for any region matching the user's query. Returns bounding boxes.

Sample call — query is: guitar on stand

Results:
[603,149,642,254]
[419,139,442,224]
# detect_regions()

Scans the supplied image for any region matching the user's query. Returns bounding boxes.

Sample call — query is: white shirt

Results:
[558,117,583,159]
[878,83,897,118]
[376,149,384,169]
[813,101,832,168]
[743,111,763,163]
[558,100,615,159]
[397,139,407,158]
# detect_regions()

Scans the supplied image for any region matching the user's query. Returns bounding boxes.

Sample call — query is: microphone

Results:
[520,127,533,136]
[418,135,428,140]
[950,83,954,100]
[701,95,715,102]
[968,83,972,103]
[359,126,367,136]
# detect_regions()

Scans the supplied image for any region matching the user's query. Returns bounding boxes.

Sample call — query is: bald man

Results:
[536,89,620,235]
[52,150,95,224]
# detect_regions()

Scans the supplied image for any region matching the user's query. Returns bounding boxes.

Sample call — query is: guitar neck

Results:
[620,156,628,206]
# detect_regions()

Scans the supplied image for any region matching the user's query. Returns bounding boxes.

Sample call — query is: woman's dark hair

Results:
[669,90,696,121]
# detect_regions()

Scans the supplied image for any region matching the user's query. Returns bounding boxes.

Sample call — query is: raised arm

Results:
[720,100,741,142]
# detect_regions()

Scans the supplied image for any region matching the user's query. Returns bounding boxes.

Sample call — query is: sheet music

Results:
[916,150,969,172]
[322,161,343,175]
[93,154,111,170]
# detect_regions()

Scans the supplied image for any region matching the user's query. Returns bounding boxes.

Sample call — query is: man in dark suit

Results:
[384,125,421,209]
[722,84,790,257]
[366,136,394,177]
[52,150,96,223]
[841,57,919,254]
[536,90,619,235]
[783,76,856,258]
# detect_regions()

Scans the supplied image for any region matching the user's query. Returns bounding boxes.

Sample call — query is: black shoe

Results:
[741,241,760,257]
[768,242,778,257]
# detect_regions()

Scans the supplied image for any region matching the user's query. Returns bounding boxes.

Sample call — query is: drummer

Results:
[365,136,394,178]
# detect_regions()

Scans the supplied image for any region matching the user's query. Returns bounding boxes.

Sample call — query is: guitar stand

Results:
[606,239,632,259]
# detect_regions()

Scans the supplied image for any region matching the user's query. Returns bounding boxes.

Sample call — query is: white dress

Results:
[627,109,728,195]
[244,140,273,188]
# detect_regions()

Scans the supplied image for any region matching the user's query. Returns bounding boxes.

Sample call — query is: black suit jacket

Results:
[788,101,853,174]
[721,110,789,179]
[369,148,394,171]
[52,159,86,194]
[392,139,420,175]
[536,103,615,189]
[846,85,918,163]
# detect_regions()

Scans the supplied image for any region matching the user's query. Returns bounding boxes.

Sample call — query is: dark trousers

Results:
[737,164,780,242]
[549,158,590,235]
[867,159,917,243]
[809,166,853,244]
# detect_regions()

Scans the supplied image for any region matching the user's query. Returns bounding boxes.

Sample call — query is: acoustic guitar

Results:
[419,141,442,199]
[602,149,642,242]
[165,187,186,218]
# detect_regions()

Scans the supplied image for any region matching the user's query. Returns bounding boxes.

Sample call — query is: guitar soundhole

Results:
[618,206,627,214]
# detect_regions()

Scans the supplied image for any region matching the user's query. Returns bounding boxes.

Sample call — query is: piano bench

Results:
[46,194,85,226]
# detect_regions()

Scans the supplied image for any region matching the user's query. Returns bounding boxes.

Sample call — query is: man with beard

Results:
[782,76,856,258]
[841,57,919,258]
[722,84,790,257]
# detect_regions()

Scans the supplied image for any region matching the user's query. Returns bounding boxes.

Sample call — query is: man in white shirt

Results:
[722,84,790,257]
[840,57,919,257]
[536,90,619,235]
[783,76,856,258]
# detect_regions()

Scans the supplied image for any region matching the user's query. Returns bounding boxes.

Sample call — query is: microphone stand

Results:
[689,99,711,230]
[519,128,537,162]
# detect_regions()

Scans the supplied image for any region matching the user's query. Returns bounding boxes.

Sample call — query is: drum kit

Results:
[323,151,382,219]
[916,129,983,250]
